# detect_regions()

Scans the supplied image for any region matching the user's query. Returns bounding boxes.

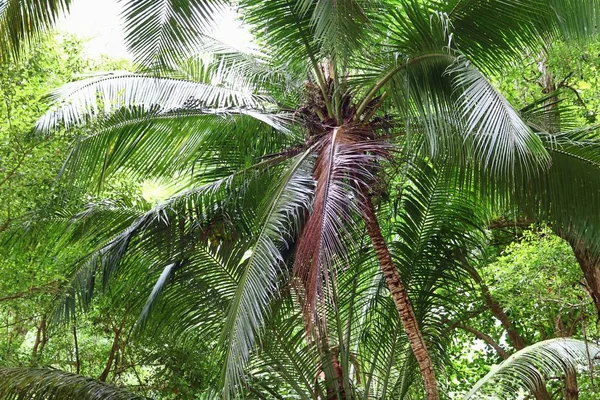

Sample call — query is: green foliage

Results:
[4,1,600,400]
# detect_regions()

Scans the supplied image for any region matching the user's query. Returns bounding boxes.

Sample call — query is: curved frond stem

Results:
[354,53,457,121]
[465,338,600,399]
[283,0,333,119]
[0,368,147,399]
[220,147,316,397]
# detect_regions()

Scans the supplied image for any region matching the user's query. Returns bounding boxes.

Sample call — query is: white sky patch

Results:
[58,0,253,60]
[58,0,128,59]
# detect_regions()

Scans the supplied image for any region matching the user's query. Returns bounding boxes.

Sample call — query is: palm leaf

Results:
[448,59,550,175]
[56,106,295,188]
[0,0,71,62]
[36,72,274,133]
[293,128,386,323]
[220,149,315,398]
[0,368,147,400]
[465,338,600,399]
[120,0,225,70]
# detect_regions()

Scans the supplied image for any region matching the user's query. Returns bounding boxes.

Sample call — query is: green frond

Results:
[0,0,71,63]
[120,0,225,70]
[48,158,286,326]
[439,0,600,72]
[37,73,275,133]
[543,0,600,42]
[300,0,371,62]
[465,338,600,399]
[448,59,550,175]
[55,106,297,188]
[221,150,315,398]
[0,368,147,400]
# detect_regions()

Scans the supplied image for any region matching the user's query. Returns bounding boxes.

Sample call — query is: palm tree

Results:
[4,0,600,399]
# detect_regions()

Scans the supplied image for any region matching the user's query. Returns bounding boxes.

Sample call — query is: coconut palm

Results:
[4,0,600,399]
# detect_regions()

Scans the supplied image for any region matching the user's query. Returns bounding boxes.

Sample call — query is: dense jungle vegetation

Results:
[3,1,600,399]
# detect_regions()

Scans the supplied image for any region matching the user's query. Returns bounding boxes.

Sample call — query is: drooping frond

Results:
[220,150,315,398]
[36,73,274,133]
[56,106,296,188]
[298,0,371,62]
[465,338,600,399]
[442,0,600,72]
[47,155,286,325]
[120,0,225,70]
[0,368,147,400]
[293,127,387,324]
[248,296,323,399]
[362,8,549,177]
[448,59,550,175]
[0,0,71,63]
[511,125,600,253]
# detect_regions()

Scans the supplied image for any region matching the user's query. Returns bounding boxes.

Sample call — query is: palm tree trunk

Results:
[361,196,439,400]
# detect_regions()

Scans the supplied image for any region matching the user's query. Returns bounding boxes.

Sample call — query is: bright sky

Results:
[59,0,128,59]
[58,0,253,60]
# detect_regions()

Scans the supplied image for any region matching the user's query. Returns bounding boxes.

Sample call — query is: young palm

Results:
[7,0,600,399]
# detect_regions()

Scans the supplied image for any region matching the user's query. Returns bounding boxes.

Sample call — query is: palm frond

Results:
[465,338,600,399]
[542,0,600,41]
[36,72,274,133]
[48,156,285,326]
[509,125,600,253]
[0,368,147,400]
[293,128,386,324]
[55,106,296,188]
[440,0,600,72]
[241,0,334,103]
[448,59,550,175]
[0,0,71,62]
[299,0,371,62]
[120,0,225,70]
[220,149,315,398]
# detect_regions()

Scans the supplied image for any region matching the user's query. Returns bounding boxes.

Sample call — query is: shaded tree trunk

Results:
[571,243,600,316]
[564,367,580,400]
[99,323,124,382]
[455,323,509,360]
[362,196,439,400]
[31,316,46,363]
[463,261,552,400]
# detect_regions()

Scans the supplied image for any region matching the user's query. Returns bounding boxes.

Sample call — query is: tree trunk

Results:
[565,369,579,400]
[31,316,46,363]
[462,260,553,400]
[463,263,527,350]
[571,243,600,316]
[99,326,122,382]
[455,323,509,360]
[361,196,439,400]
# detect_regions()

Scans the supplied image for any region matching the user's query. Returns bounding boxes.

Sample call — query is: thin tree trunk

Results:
[455,323,509,360]
[99,325,122,382]
[463,263,527,350]
[31,316,46,363]
[571,243,600,316]
[73,323,80,375]
[564,368,579,399]
[362,196,439,400]
[462,260,552,400]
